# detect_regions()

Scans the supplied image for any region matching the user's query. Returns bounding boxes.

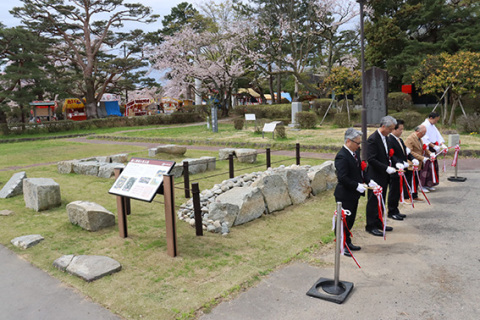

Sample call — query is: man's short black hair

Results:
[428,112,440,119]
[394,119,404,129]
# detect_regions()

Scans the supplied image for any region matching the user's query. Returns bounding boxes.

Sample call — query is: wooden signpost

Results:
[110,158,178,257]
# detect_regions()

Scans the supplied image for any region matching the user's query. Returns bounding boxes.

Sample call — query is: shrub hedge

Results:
[3,112,203,136]
[233,104,291,120]
[388,92,413,112]
[457,114,480,133]
[295,111,317,129]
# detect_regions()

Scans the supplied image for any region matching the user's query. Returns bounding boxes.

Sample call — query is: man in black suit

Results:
[387,119,415,220]
[334,128,375,255]
[365,116,398,236]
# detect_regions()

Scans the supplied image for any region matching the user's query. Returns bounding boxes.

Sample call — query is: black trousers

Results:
[335,198,358,244]
[388,174,401,216]
[366,181,388,230]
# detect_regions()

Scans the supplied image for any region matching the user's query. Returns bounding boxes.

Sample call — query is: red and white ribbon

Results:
[431,159,438,184]
[451,145,460,167]
[398,169,414,208]
[332,209,361,268]
[443,148,448,172]
[373,186,387,239]
[413,166,431,205]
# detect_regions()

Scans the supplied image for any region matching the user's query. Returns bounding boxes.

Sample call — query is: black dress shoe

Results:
[343,250,352,257]
[367,228,383,236]
[385,226,393,231]
[388,214,404,221]
[398,213,406,218]
[347,243,361,251]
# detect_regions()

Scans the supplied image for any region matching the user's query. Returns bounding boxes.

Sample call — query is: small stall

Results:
[99,93,122,117]
[161,97,182,114]
[63,98,87,121]
[29,101,57,121]
[125,98,153,116]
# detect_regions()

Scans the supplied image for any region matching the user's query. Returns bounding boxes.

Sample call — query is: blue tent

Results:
[104,101,122,116]
[280,92,292,102]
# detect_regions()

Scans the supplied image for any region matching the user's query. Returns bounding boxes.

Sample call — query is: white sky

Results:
[1,0,194,31]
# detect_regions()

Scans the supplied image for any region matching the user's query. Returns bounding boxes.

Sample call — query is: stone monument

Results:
[365,66,388,125]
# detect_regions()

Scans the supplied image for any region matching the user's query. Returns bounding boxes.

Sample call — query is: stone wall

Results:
[177,161,337,234]
[57,154,127,178]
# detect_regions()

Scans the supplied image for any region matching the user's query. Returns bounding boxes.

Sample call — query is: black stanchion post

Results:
[296,143,300,165]
[183,161,190,198]
[306,202,353,303]
[448,145,467,182]
[229,153,234,179]
[191,182,203,236]
[266,148,271,169]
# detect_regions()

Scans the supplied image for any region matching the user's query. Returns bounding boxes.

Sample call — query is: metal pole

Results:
[358,0,367,160]
[183,161,190,198]
[334,202,343,287]
[296,143,301,165]
[229,153,234,179]
[192,182,203,236]
[266,148,271,169]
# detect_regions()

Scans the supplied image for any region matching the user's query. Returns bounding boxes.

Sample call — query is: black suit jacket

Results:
[334,146,368,201]
[366,130,392,187]
[387,134,414,166]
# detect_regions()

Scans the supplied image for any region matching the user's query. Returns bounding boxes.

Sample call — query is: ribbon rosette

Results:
[389,148,394,158]
[361,160,367,171]
[332,209,361,268]
[373,185,387,239]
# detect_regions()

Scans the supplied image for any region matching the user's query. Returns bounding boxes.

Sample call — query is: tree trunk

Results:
[276,73,281,104]
[448,98,458,126]
[85,77,98,119]
[268,65,274,105]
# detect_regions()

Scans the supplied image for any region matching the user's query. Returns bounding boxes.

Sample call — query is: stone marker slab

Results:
[53,255,122,282]
[0,209,15,216]
[11,234,44,249]
[0,171,27,199]
[67,201,115,231]
[23,178,61,212]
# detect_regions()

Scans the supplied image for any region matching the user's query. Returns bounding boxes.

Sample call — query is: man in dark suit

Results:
[365,116,397,236]
[334,128,375,255]
[387,119,415,220]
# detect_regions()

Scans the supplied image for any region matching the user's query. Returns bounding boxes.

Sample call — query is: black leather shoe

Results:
[388,214,404,221]
[367,228,383,236]
[347,243,361,251]
[343,250,352,257]
[385,226,393,231]
[398,213,406,218]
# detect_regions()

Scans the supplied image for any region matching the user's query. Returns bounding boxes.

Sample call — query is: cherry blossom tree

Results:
[148,25,249,116]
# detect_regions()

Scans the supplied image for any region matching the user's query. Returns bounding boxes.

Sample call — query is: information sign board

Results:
[109,158,175,202]
[245,113,256,121]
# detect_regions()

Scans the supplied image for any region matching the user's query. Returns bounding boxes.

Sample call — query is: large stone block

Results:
[157,144,187,155]
[235,149,257,163]
[11,234,44,249]
[308,163,331,195]
[66,201,115,231]
[182,158,208,175]
[283,167,311,204]
[110,153,128,163]
[219,148,235,160]
[200,156,216,171]
[208,202,239,227]
[23,178,61,212]
[53,255,122,282]
[251,173,292,213]
[98,163,124,179]
[57,160,77,174]
[73,161,100,176]
[0,171,27,198]
[215,187,265,226]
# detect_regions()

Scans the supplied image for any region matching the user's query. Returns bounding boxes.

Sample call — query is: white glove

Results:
[386,166,397,174]
[430,154,436,160]
[403,161,409,168]
[441,143,448,150]
[412,159,419,166]
[405,147,411,155]
[423,157,428,164]
[433,145,440,152]
[356,183,366,193]
[368,180,378,187]
[395,163,404,170]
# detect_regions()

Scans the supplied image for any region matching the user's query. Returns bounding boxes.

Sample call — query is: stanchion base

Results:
[306,277,354,304]
[447,176,467,182]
